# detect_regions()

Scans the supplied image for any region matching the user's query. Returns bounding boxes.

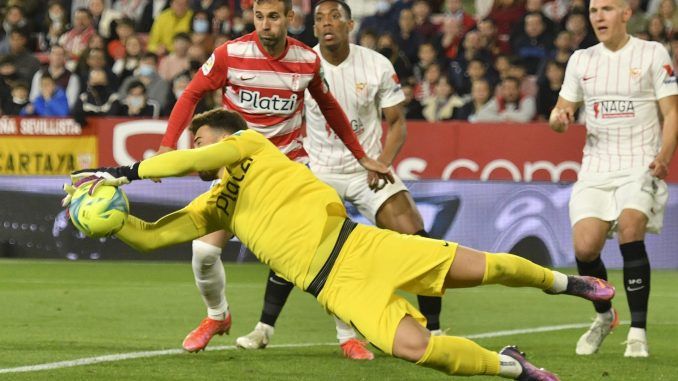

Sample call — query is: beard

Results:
[198,169,219,181]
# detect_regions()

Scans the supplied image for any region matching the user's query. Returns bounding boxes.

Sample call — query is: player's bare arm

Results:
[379,104,407,167]
[549,97,581,133]
[650,95,678,179]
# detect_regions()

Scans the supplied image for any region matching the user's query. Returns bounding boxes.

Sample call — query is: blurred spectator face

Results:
[589,0,632,44]
[40,76,57,99]
[467,60,486,80]
[446,0,463,13]
[566,13,587,34]
[417,43,436,66]
[48,2,66,22]
[5,6,26,27]
[87,49,106,70]
[658,0,675,18]
[399,9,415,34]
[125,36,142,57]
[424,63,441,84]
[554,31,572,50]
[89,34,106,50]
[214,5,231,22]
[253,0,292,51]
[115,22,135,41]
[171,0,190,17]
[412,1,430,22]
[0,61,17,79]
[9,31,28,53]
[509,63,526,79]
[126,85,147,108]
[545,62,565,84]
[88,69,108,86]
[525,14,545,38]
[570,0,587,12]
[89,0,105,18]
[442,18,461,36]
[434,77,453,98]
[173,36,190,56]
[359,32,377,50]
[313,1,353,50]
[478,19,496,39]
[526,0,543,13]
[463,31,481,51]
[188,44,207,63]
[647,15,665,39]
[11,83,28,102]
[173,75,190,98]
[471,80,491,104]
[73,10,93,31]
[494,55,511,76]
[193,11,210,34]
[49,46,67,68]
[501,79,521,103]
[138,57,157,77]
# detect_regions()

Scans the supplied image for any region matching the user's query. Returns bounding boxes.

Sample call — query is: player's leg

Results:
[617,209,650,357]
[571,217,619,355]
[183,230,232,352]
[374,189,443,334]
[235,269,294,349]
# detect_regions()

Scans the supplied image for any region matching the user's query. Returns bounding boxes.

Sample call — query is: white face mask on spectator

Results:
[138,64,155,77]
[193,19,209,33]
[127,95,144,108]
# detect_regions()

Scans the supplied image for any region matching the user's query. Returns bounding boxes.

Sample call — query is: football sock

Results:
[481,252,554,290]
[414,230,442,331]
[416,335,499,376]
[259,269,294,327]
[192,240,228,319]
[620,241,650,329]
[576,256,612,313]
[333,316,357,344]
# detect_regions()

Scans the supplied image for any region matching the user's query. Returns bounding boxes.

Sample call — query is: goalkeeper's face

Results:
[193,124,229,181]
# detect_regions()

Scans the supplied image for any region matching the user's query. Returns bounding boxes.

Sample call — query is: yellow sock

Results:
[482,252,554,290]
[415,335,500,376]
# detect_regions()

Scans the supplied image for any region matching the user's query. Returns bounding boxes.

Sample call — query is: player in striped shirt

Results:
[157,0,391,356]
[549,0,678,358]
[236,0,444,358]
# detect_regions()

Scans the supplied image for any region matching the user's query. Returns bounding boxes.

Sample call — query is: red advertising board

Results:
[29,117,678,183]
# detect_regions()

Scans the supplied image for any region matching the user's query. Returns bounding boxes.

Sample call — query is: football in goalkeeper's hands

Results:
[69,184,129,237]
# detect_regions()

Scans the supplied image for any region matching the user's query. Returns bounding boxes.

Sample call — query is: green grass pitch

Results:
[1,260,677,380]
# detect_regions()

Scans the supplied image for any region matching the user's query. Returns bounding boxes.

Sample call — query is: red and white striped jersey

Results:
[161,32,365,163]
[560,37,678,176]
[304,44,405,173]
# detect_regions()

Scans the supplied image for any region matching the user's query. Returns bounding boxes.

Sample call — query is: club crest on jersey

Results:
[593,100,635,119]
[291,73,301,91]
[239,89,298,112]
[629,67,641,78]
[202,53,215,75]
[662,64,676,84]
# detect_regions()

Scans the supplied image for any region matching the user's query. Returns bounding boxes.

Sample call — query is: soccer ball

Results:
[68,184,129,237]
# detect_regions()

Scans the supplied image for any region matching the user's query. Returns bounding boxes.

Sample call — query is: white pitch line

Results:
[0,321,630,374]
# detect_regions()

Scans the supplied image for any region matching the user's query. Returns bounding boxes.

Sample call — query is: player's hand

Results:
[549,107,574,132]
[359,157,394,192]
[70,163,141,192]
[649,158,669,179]
[60,171,127,208]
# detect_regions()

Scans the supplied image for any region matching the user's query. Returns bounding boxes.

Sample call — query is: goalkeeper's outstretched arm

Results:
[116,208,212,252]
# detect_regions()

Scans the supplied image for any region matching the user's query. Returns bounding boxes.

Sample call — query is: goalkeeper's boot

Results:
[236,322,274,349]
[340,338,374,360]
[576,308,619,355]
[182,313,232,352]
[560,276,616,302]
[499,346,559,381]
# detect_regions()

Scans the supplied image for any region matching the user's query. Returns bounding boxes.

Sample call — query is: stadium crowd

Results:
[0,0,676,123]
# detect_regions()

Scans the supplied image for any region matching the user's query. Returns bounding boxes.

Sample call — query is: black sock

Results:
[620,241,651,329]
[259,269,294,327]
[576,256,612,314]
[414,230,443,331]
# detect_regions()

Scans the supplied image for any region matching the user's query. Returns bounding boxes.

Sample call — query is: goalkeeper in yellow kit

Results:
[67,109,616,381]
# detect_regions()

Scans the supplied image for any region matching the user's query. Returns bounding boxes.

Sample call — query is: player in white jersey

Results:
[549,0,678,358]
[235,0,444,359]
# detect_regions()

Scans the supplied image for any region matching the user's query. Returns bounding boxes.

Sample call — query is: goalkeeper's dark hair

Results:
[190,108,249,135]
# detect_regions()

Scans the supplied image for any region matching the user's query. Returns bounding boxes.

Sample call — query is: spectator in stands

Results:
[456,57,491,96]
[119,52,169,109]
[535,60,564,121]
[191,0,221,15]
[112,35,143,85]
[107,17,136,60]
[113,0,150,27]
[75,47,117,90]
[377,33,413,81]
[413,42,439,83]
[0,58,17,112]
[477,18,505,56]
[358,29,378,50]
[4,81,30,115]
[487,0,526,51]
[3,28,40,85]
[550,30,573,65]
[288,6,316,47]
[414,61,442,101]
[211,2,235,36]
[30,45,80,110]
[411,0,437,40]
[162,72,214,116]
[191,10,216,53]
[20,73,69,117]
[511,12,555,75]
[0,6,31,54]
[519,0,556,37]
[72,68,120,124]
[647,15,671,51]
[542,0,568,24]
[493,54,512,81]
[450,31,493,94]
[401,82,424,120]
[439,17,464,60]
[138,0,170,33]
[474,76,536,122]
[627,0,649,36]
[508,57,537,97]
[148,0,194,55]
[39,1,69,52]
[657,0,677,36]
[357,0,397,39]
[455,78,494,121]
[89,0,123,39]
[422,76,465,122]
[115,79,159,117]
[396,8,423,66]
[158,33,191,81]
[59,8,96,60]
[563,11,597,50]
[443,0,476,33]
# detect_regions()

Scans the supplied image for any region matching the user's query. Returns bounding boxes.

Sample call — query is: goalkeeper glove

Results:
[63,162,141,207]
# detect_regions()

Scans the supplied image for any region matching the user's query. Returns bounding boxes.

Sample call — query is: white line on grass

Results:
[0,321,631,374]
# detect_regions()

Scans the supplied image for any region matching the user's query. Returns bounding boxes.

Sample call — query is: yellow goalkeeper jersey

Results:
[122,129,347,289]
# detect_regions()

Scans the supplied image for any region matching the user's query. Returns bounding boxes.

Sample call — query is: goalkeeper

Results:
[66,109,615,380]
